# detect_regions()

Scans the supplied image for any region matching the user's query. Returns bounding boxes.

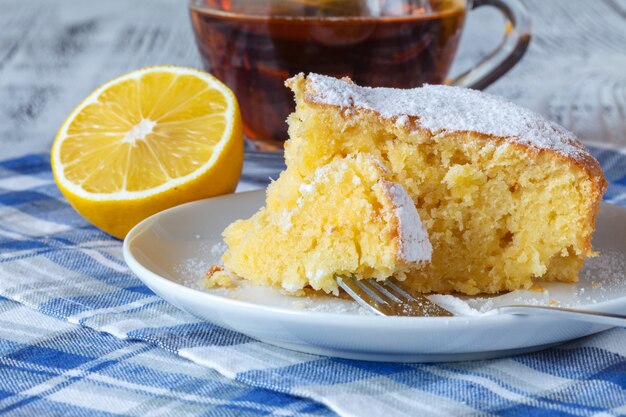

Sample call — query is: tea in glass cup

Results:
[190,0,530,147]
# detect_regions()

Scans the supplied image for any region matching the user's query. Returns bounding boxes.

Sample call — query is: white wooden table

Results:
[1,0,625,163]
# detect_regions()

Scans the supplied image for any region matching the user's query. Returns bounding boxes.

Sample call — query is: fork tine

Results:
[336,276,395,316]
[357,279,397,304]
[377,280,413,303]
[372,279,450,317]
[386,278,453,317]
[337,276,453,317]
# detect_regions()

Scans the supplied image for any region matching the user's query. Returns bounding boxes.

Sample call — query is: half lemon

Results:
[51,66,244,239]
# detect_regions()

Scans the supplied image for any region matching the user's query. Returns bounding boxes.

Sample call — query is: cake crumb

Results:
[206,264,223,276]
[204,266,234,289]
[280,288,306,297]
[281,281,305,295]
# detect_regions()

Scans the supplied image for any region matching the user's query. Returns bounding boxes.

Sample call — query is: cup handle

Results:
[449,0,531,90]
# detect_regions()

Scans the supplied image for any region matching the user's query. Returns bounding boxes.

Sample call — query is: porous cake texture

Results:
[222,154,431,295]
[268,73,604,295]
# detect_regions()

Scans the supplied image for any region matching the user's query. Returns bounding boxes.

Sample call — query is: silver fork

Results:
[337,276,626,326]
[336,276,453,317]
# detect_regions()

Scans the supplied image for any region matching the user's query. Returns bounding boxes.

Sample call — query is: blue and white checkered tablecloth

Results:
[0,296,331,416]
[0,149,625,417]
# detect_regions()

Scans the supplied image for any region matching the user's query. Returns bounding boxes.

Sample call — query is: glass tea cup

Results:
[190,0,530,148]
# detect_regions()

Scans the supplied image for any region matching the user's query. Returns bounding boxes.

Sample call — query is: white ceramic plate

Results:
[123,191,626,362]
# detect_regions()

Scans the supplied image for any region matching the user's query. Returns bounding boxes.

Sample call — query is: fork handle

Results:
[496,305,626,327]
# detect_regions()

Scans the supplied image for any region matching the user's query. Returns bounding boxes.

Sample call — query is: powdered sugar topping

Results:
[381,181,432,264]
[304,73,590,160]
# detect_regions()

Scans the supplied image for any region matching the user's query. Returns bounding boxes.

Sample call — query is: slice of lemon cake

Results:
[267,73,606,295]
[221,154,431,295]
